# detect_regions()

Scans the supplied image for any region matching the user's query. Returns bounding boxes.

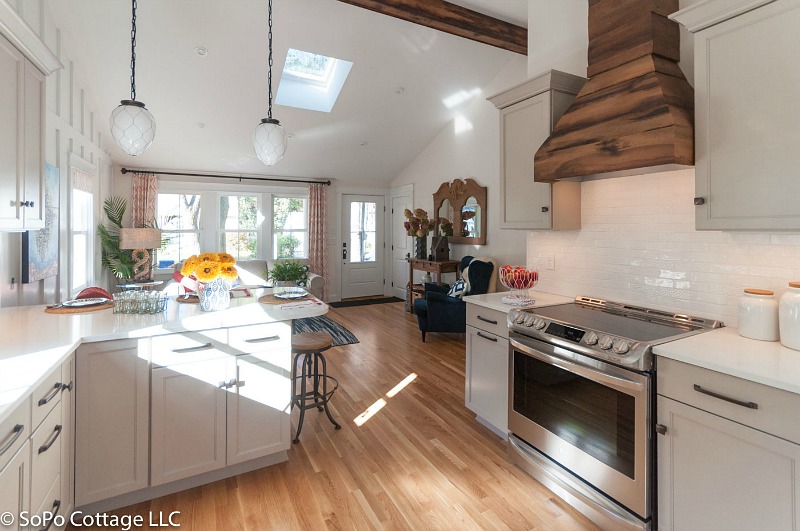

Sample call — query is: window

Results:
[71,188,92,292]
[158,193,201,263]
[349,201,376,263]
[283,49,336,86]
[276,48,353,113]
[219,195,259,260]
[273,196,308,259]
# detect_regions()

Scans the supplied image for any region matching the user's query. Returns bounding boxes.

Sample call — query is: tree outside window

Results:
[219,195,259,260]
[158,193,201,263]
[273,197,308,259]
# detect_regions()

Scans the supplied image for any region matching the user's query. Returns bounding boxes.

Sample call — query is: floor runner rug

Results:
[329,296,404,309]
[293,315,359,346]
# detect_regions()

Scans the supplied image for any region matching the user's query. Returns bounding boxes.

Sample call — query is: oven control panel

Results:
[545,322,585,343]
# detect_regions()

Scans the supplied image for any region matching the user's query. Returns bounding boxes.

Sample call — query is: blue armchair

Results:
[413,256,496,342]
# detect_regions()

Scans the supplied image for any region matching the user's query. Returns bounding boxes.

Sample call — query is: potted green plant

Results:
[96,196,136,281]
[267,260,310,287]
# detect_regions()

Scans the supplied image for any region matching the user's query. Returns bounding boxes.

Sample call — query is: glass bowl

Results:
[498,266,538,306]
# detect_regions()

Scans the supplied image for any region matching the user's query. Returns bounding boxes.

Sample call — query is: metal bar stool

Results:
[290,331,341,443]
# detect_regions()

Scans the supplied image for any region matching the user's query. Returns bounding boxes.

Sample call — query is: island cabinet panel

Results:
[0,441,30,531]
[151,358,228,486]
[75,339,149,506]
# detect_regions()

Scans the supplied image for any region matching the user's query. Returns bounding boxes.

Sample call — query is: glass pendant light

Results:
[111,0,155,156]
[253,0,287,166]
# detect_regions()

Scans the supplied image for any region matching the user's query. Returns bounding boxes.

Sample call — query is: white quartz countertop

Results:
[463,290,573,313]
[654,327,800,395]
[0,290,327,424]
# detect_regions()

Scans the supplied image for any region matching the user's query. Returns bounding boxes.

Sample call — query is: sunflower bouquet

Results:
[180,252,238,286]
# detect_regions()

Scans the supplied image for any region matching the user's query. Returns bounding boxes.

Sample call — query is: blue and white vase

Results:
[199,278,231,311]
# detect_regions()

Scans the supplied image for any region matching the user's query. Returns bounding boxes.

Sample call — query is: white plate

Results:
[274,289,308,300]
[62,297,110,307]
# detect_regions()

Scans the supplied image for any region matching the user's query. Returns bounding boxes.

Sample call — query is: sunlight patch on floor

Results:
[353,372,418,426]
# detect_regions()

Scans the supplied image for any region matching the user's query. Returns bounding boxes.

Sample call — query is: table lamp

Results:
[119,227,162,281]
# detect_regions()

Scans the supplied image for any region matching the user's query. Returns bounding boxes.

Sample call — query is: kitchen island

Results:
[0,291,327,520]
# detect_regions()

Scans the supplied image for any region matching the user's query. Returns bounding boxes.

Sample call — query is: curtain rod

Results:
[120,167,331,186]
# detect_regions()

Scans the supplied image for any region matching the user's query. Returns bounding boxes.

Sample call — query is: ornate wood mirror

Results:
[433,178,487,245]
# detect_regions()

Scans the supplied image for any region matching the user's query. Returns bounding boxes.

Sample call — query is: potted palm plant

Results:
[96,196,136,281]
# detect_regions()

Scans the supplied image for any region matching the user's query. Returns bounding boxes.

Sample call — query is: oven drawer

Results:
[657,357,800,444]
[466,305,508,339]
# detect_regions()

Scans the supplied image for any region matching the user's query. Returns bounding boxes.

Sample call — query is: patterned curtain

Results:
[308,183,328,301]
[131,172,158,227]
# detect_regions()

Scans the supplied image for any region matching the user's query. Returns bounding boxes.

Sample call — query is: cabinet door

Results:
[30,402,62,516]
[0,441,30,531]
[465,326,508,435]
[657,396,800,530]
[500,92,554,229]
[694,1,800,230]
[75,339,149,506]
[150,358,228,486]
[226,353,291,465]
[0,33,24,230]
[22,60,44,229]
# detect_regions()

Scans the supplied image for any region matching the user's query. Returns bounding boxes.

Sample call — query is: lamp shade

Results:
[253,118,287,166]
[111,100,156,156]
[119,227,162,250]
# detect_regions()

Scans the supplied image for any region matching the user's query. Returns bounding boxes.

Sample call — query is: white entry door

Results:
[390,192,412,299]
[341,195,385,299]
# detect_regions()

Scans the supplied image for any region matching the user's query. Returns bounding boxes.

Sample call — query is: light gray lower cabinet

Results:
[465,304,509,435]
[657,358,800,530]
[75,339,150,506]
[0,440,29,531]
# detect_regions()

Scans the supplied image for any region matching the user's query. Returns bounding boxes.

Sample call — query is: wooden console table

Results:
[407,258,460,285]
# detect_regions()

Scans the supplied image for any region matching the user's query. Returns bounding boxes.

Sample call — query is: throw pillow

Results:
[463,259,494,295]
[447,278,468,299]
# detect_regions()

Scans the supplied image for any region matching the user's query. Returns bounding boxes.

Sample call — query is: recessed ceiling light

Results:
[194,47,208,57]
[395,87,405,95]
[197,122,206,128]
[360,141,368,146]
[287,133,296,139]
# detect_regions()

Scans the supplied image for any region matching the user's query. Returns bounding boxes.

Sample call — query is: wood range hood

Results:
[534,0,694,182]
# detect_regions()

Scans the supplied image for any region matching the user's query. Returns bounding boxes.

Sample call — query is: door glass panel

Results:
[349,201,376,263]
[512,351,636,478]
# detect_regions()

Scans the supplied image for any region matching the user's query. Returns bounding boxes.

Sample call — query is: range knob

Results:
[614,341,630,355]
[599,336,614,350]
[523,315,536,327]
[514,312,526,324]
[584,331,599,346]
[534,318,547,330]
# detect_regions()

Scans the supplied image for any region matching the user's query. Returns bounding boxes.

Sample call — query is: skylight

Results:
[276,48,353,113]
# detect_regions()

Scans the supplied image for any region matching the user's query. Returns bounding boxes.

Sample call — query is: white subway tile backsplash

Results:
[528,169,800,327]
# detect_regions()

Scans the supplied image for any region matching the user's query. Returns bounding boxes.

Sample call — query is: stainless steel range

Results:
[507,296,722,530]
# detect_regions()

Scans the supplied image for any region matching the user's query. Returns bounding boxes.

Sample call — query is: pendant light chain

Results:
[267,0,273,120]
[130,0,138,101]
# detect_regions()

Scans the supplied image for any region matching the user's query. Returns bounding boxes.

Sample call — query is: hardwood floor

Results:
[72,302,598,530]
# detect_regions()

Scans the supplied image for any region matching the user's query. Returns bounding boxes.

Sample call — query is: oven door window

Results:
[513,351,636,479]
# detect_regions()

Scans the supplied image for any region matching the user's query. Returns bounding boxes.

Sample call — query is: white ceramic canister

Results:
[779,282,800,350]
[738,288,779,341]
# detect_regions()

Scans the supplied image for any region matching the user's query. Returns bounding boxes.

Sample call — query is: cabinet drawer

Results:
[31,403,62,513]
[32,475,61,528]
[0,396,30,473]
[151,330,228,367]
[657,357,800,444]
[467,305,509,339]
[228,322,291,355]
[32,366,63,430]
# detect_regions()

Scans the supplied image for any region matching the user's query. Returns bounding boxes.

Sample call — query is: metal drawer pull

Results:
[38,383,62,406]
[477,315,498,325]
[61,381,73,392]
[0,424,24,456]
[38,424,63,454]
[244,335,280,343]
[172,342,213,353]
[693,384,758,409]
[41,499,61,531]
[655,424,667,435]
[476,331,498,342]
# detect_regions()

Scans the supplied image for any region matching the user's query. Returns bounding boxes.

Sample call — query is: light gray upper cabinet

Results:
[673,0,800,230]
[488,70,585,230]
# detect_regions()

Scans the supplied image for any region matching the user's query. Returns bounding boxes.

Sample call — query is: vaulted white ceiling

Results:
[45,0,528,184]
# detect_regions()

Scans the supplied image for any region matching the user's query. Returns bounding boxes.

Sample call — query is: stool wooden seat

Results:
[291,332,333,353]
[291,332,340,443]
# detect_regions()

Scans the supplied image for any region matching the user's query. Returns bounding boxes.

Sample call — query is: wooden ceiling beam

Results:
[336,0,527,55]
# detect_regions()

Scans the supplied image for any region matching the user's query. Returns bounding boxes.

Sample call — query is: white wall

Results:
[391,55,529,273]
[0,0,113,307]
[527,0,587,78]
[527,170,800,327]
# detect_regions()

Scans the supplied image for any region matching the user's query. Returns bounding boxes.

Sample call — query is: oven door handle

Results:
[518,343,645,393]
